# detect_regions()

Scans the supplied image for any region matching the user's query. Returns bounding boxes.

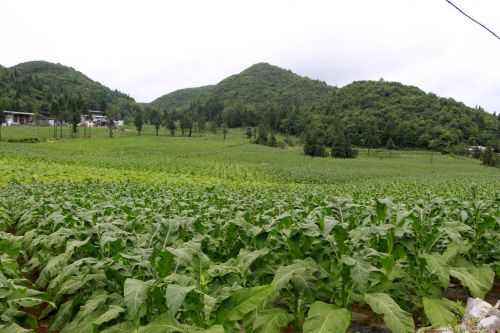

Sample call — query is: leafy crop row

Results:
[0,182,498,332]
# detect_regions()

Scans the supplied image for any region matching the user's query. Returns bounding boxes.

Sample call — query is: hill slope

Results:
[210,62,331,106]
[150,85,214,110]
[150,63,332,110]
[150,63,500,149]
[310,80,500,149]
[0,61,133,112]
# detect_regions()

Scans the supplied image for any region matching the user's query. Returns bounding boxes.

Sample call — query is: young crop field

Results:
[0,126,499,332]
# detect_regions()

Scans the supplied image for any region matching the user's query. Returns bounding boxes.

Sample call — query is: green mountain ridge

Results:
[149,85,214,110]
[149,63,499,149]
[0,60,498,149]
[0,60,133,112]
[150,62,332,110]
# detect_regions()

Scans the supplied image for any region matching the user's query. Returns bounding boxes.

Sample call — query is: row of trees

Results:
[132,106,230,140]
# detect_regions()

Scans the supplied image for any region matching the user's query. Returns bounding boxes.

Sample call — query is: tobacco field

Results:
[0,181,499,332]
[0,129,499,332]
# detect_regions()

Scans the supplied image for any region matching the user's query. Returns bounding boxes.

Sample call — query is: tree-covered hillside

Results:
[150,64,500,151]
[307,80,500,151]
[0,61,133,113]
[150,85,214,110]
[210,62,331,106]
[151,63,331,111]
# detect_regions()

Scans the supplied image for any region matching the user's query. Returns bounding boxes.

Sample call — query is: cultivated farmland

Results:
[0,126,499,332]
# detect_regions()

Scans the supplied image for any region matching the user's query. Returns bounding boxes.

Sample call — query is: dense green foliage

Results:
[151,63,329,112]
[0,181,498,332]
[149,86,214,111]
[311,80,500,151]
[0,61,133,114]
[210,63,330,107]
[150,63,500,151]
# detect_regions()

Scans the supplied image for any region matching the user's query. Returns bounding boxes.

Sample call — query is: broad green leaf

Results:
[57,275,85,296]
[291,270,317,291]
[303,301,351,333]
[423,253,450,287]
[216,284,273,323]
[205,325,224,333]
[442,243,470,262]
[272,261,309,290]
[0,232,22,259]
[36,252,71,288]
[124,278,153,325]
[0,322,34,333]
[49,299,75,331]
[166,247,193,263]
[422,297,457,327]
[60,292,108,333]
[237,248,270,273]
[342,256,373,293]
[100,321,135,333]
[253,309,293,333]
[8,297,56,309]
[449,265,494,298]
[203,293,217,320]
[93,305,125,326]
[66,237,90,252]
[364,293,414,333]
[136,312,187,333]
[165,284,195,316]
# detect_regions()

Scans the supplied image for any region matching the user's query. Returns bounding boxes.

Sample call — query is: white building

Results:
[2,111,54,126]
[81,110,122,127]
[468,145,487,152]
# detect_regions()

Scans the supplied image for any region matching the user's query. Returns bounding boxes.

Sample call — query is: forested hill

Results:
[150,63,332,110]
[0,61,133,112]
[308,80,500,150]
[150,63,500,150]
[150,85,214,110]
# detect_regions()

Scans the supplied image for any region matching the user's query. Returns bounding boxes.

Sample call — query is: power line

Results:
[445,0,500,41]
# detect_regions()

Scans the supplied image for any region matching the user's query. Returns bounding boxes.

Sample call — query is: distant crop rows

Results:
[1,182,498,332]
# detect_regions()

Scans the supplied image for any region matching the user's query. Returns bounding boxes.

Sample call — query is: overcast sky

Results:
[1,0,499,113]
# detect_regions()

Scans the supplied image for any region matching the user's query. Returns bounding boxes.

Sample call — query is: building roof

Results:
[3,111,35,116]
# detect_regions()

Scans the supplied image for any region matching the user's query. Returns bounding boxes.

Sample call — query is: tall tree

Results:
[149,109,161,136]
[245,127,253,139]
[386,138,396,157]
[255,124,268,145]
[167,118,176,136]
[180,115,193,137]
[331,130,357,158]
[481,147,497,167]
[68,97,81,138]
[268,132,278,147]
[209,121,218,134]
[134,110,143,135]
[71,110,80,138]
[161,111,170,135]
[222,122,228,140]
[106,106,115,138]
[304,130,327,157]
